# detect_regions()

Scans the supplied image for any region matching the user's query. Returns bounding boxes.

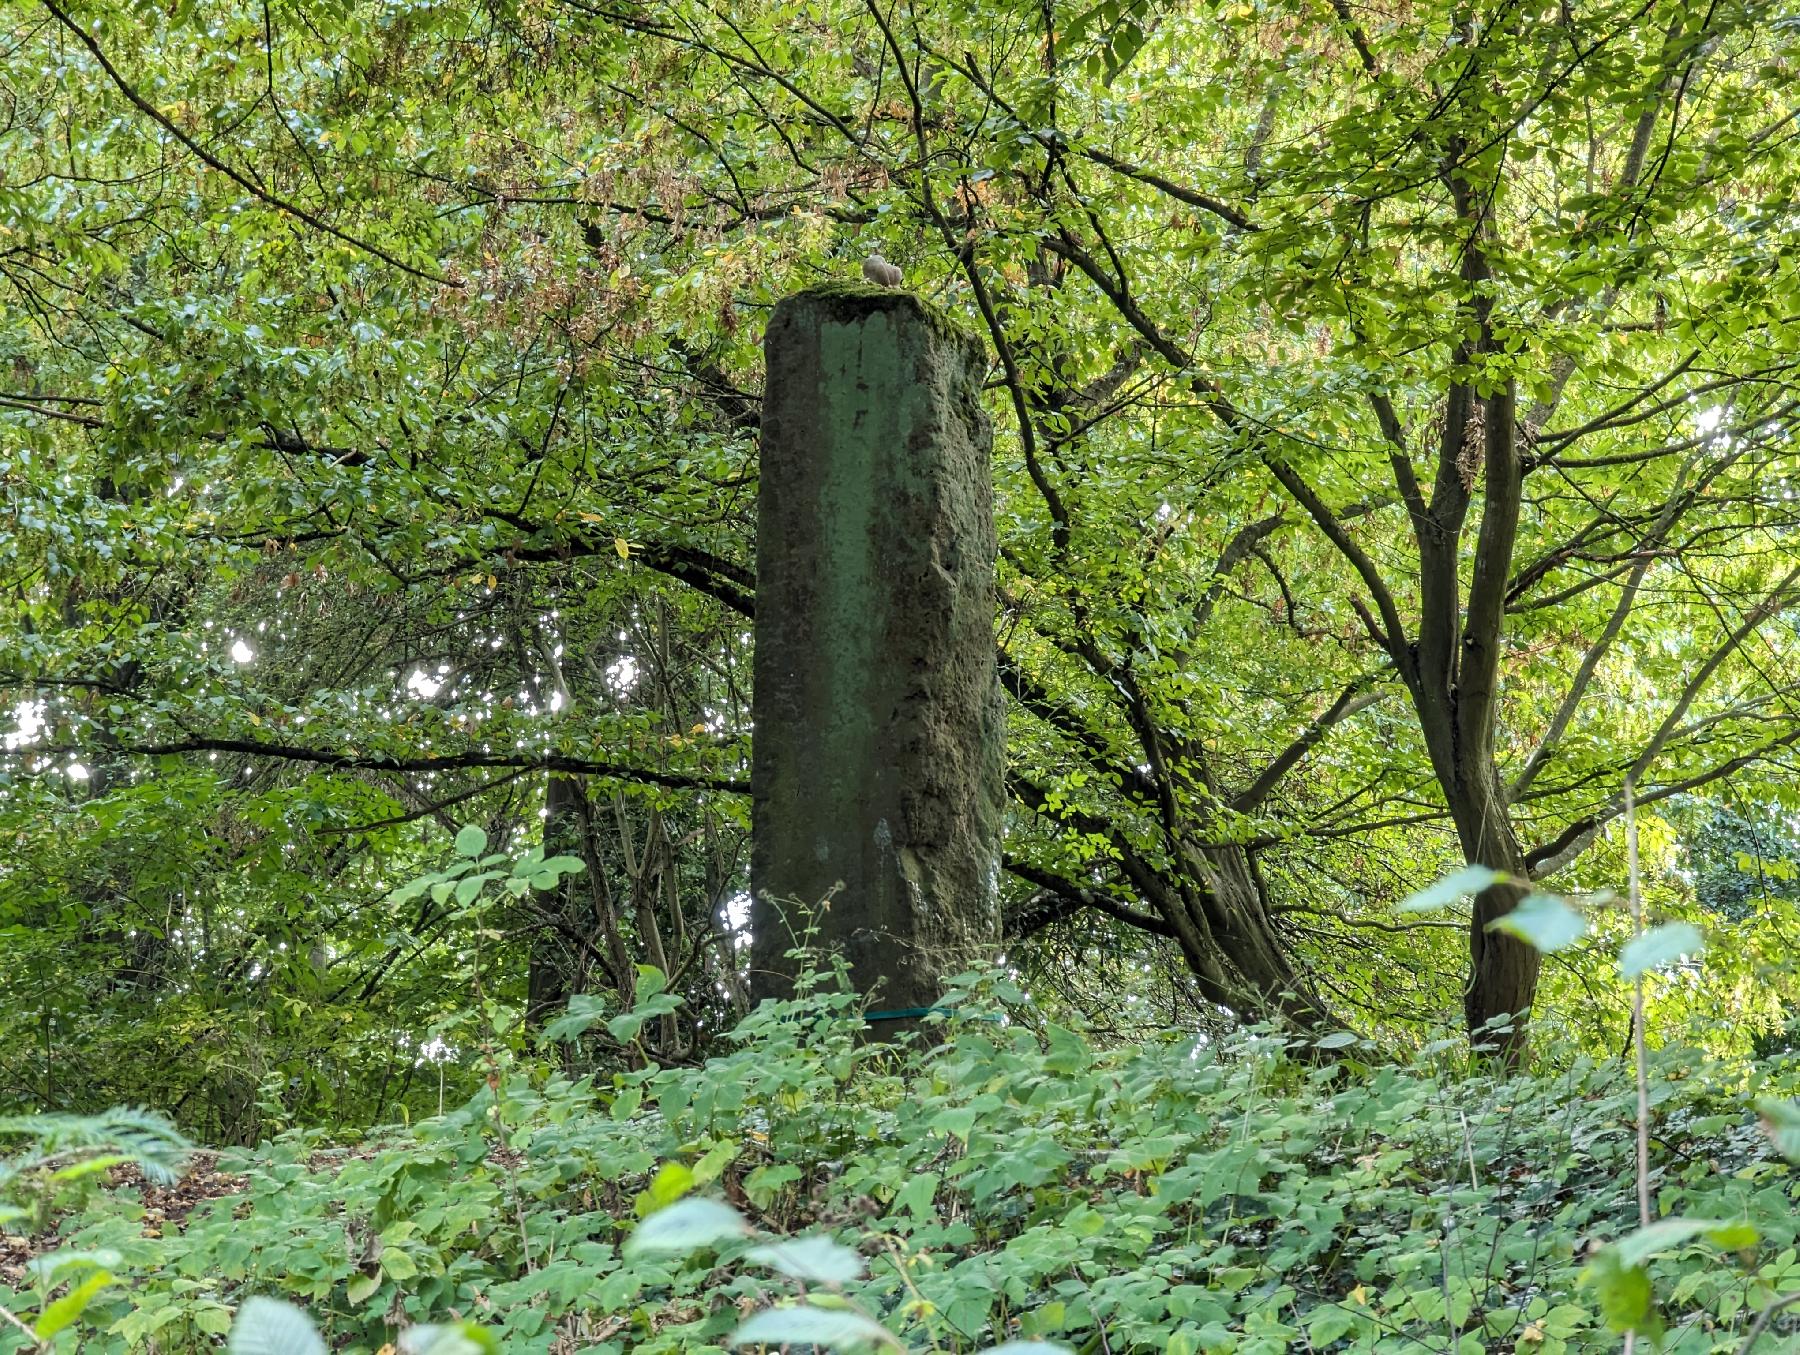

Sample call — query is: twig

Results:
[1737,1291,1800,1354]
[38,0,455,286]
[0,1299,45,1350]
[1627,779,1651,1231]
[1624,778,1649,1355]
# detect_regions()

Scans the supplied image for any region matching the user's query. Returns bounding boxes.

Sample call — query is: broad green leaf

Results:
[1313,1030,1361,1050]
[1618,923,1704,979]
[228,1297,328,1355]
[1486,893,1584,952]
[381,1249,418,1281]
[1581,1251,1654,1334]
[892,1171,940,1219]
[1757,1099,1800,1162]
[49,1153,130,1183]
[644,1160,693,1207]
[1397,865,1499,913]
[624,1197,748,1256]
[608,1012,648,1042]
[691,1140,739,1188]
[730,1304,902,1350]
[33,1269,114,1339]
[930,1106,978,1140]
[746,1235,866,1285]
[1305,1306,1357,1346]
[1704,1222,1757,1251]
[744,1162,803,1207]
[26,1249,122,1283]
[196,1306,236,1336]
[453,825,488,858]
[400,1322,500,1355]
[1613,1217,1747,1268]
[541,994,607,1044]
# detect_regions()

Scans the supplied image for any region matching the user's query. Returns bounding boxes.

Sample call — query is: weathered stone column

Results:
[751,285,1004,1017]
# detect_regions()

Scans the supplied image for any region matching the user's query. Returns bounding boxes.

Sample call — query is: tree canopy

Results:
[4,0,1800,1123]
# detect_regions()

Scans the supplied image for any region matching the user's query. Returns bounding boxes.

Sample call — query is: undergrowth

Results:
[3,968,1798,1353]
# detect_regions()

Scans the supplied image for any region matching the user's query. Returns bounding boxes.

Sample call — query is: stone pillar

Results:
[751,285,1004,1017]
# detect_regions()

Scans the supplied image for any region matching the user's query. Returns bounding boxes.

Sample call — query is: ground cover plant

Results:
[8,0,1800,1103]
[3,956,1800,1353]
[6,0,1800,1350]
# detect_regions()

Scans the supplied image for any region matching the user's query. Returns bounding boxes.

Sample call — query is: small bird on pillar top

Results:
[862,253,904,288]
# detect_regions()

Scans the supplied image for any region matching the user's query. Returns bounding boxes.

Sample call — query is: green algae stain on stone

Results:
[751,288,1002,1020]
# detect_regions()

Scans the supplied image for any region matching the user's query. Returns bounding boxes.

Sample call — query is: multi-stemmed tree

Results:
[3,0,1797,1093]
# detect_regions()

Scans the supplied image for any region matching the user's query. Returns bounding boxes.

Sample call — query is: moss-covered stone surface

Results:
[751,288,1003,1016]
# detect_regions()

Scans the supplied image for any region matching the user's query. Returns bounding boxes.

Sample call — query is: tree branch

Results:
[40,0,454,286]
[38,737,747,793]
[1004,859,1173,938]
[1233,679,1385,813]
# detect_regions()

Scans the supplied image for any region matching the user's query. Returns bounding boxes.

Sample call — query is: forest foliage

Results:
[3,0,1799,1118]
[3,0,1800,1348]
[2,962,1799,1353]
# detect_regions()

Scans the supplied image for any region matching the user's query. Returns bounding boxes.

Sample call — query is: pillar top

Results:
[774,283,985,362]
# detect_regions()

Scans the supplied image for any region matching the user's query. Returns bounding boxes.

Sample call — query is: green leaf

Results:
[1704,1222,1758,1251]
[346,1272,381,1305]
[746,1235,866,1286]
[1614,1217,1740,1268]
[981,1345,1075,1354]
[624,1197,749,1256]
[930,1106,978,1141]
[400,1322,500,1355]
[1305,1306,1356,1346]
[1485,893,1584,952]
[26,1248,122,1284]
[1618,923,1704,979]
[691,1140,738,1188]
[608,1011,647,1042]
[730,1304,902,1350]
[453,825,488,858]
[1313,1030,1361,1050]
[33,1269,114,1340]
[228,1297,328,1355]
[1398,865,1499,913]
[744,1163,803,1208]
[645,1160,693,1208]
[1581,1251,1654,1334]
[893,1171,939,1218]
[49,1153,131,1183]
[540,994,607,1044]
[380,1250,418,1281]
[1759,1099,1800,1162]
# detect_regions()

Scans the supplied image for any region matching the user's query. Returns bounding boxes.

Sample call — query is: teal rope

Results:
[863,1006,946,1023]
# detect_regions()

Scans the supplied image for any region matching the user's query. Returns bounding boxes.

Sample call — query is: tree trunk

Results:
[1154,841,1331,1032]
[1445,757,1539,1060]
[526,773,585,1025]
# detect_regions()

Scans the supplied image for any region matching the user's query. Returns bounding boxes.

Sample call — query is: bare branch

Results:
[1233,680,1385,813]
